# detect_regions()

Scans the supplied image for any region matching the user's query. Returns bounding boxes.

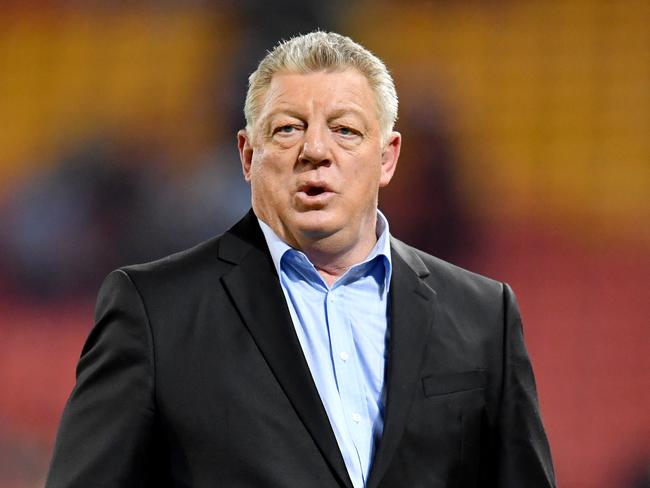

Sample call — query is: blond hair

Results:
[244,31,398,141]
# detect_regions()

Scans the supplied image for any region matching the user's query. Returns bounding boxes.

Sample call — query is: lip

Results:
[295,181,336,207]
[297,181,334,194]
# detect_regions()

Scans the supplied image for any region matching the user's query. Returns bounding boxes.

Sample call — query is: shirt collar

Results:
[258,210,393,292]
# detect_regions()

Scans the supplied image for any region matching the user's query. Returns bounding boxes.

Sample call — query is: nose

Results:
[298,125,331,167]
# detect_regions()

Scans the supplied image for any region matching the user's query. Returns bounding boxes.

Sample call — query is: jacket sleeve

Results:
[493,283,556,487]
[45,270,160,488]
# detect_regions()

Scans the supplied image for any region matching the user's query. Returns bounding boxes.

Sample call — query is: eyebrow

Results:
[265,109,305,122]
[327,107,368,124]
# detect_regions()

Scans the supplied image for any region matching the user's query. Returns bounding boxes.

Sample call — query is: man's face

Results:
[238,69,400,253]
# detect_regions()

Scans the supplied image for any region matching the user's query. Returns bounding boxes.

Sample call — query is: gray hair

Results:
[244,31,398,141]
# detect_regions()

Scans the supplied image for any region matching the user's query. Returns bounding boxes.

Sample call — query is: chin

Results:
[292,209,342,238]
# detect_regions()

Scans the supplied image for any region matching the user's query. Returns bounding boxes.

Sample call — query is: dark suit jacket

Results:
[46,210,555,487]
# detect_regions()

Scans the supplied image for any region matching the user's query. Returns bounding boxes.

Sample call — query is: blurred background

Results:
[0,1,648,486]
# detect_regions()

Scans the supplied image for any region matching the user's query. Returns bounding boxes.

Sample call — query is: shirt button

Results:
[352,413,362,423]
[339,351,349,362]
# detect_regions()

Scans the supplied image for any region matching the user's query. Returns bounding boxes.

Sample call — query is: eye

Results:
[334,126,360,137]
[273,124,299,135]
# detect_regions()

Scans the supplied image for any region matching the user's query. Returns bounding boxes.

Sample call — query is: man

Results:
[46,32,555,487]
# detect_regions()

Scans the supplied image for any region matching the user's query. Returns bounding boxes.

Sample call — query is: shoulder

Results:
[391,238,515,358]
[122,234,228,286]
[391,237,505,308]
[104,229,250,309]
[93,231,247,335]
[100,210,268,306]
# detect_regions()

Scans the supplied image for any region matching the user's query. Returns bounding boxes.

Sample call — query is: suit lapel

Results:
[219,211,353,488]
[367,239,438,488]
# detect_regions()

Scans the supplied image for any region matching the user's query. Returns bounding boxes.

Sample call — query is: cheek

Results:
[347,152,383,187]
[250,152,292,193]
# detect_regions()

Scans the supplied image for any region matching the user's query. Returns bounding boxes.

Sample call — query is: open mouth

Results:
[305,186,326,196]
[296,183,334,207]
[298,183,331,196]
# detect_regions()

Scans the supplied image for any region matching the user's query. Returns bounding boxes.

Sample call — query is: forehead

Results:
[259,69,379,122]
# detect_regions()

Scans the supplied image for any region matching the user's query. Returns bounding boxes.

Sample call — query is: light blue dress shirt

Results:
[258,212,392,488]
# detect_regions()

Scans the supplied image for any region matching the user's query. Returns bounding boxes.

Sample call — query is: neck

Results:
[305,233,378,286]
[266,213,379,287]
[297,211,378,286]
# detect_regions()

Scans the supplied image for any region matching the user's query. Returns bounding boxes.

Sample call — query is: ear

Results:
[379,131,401,187]
[238,129,254,182]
